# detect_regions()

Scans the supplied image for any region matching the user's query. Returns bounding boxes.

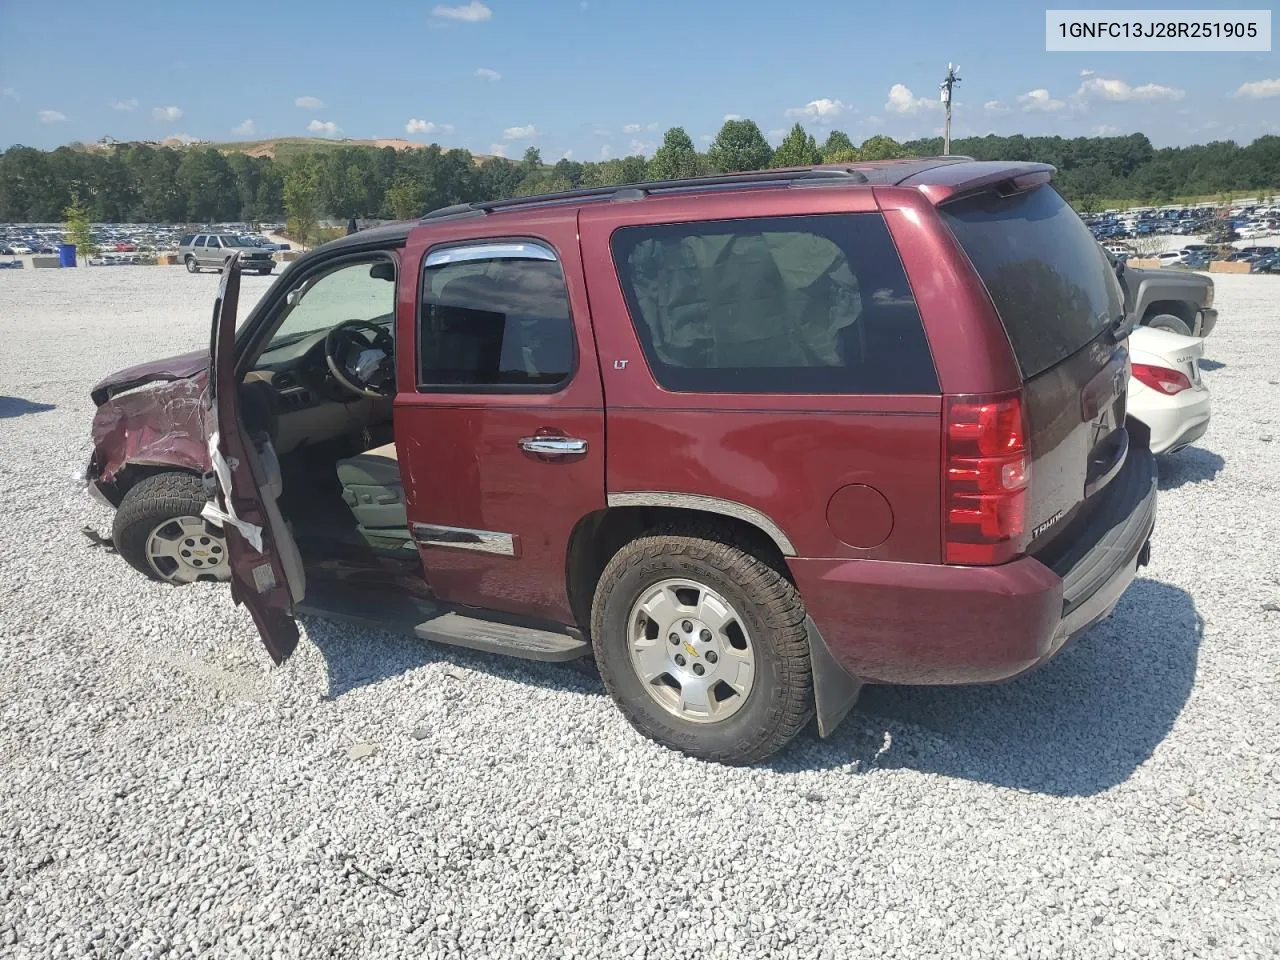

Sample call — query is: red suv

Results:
[85,159,1156,763]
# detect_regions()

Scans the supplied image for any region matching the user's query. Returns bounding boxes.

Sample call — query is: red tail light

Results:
[943,390,1029,565]
[1132,363,1191,395]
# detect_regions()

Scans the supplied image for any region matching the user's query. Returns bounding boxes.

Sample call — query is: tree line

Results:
[2,120,1279,233]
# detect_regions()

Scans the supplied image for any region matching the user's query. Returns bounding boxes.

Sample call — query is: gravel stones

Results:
[1,267,1278,958]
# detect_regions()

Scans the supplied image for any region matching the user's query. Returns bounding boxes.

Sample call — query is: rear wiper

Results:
[1107,313,1137,343]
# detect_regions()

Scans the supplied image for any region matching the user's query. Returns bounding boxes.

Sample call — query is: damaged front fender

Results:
[88,373,211,503]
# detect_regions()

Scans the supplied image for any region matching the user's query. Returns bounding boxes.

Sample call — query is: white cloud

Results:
[561,149,573,159]
[295,96,325,109]
[885,85,936,115]
[1235,78,1280,99]
[2,87,18,101]
[1092,124,1122,135]
[406,118,455,135]
[623,123,641,133]
[786,98,849,121]
[308,119,340,136]
[503,124,537,139]
[1017,88,1066,112]
[1080,68,1095,77]
[646,121,659,132]
[488,143,508,157]
[475,67,502,81]
[1075,77,1184,102]
[983,99,1010,114]
[111,98,138,111]
[629,138,655,155]
[431,1,491,21]
[152,105,183,122]
[38,110,66,123]
[232,119,257,135]
[722,113,742,122]
[599,143,614,159]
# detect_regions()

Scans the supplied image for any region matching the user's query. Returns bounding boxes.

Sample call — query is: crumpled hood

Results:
[90,348,207,406]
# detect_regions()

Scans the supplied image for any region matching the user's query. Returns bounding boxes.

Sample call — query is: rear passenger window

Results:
[611,214,937,394]
[194,236,206,247]
[418,242,576,391]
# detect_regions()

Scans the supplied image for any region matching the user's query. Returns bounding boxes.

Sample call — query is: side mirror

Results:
[1114,258,1125,278]
[369,261,395,282]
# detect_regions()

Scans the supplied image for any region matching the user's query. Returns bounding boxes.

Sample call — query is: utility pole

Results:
[940,63,961,156]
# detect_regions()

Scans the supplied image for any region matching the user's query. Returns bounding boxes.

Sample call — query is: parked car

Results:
[1251,253,1280,273]
[86,161,1157,763]
[177,233,275,275]
[1126,327,1211,455]
[1105,249,1217,337]
[1154,251,1185,266]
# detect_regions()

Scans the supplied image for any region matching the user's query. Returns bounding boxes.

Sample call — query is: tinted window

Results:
[194,236,207,247]
[940,184,1124,379]
[418,245,575,390]
[179,234,194,246]
[611,214,937,394]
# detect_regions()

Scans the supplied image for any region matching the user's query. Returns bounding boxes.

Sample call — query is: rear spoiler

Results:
[898,161,1056,206]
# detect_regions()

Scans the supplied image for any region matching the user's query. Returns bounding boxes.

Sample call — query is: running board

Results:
[296,585,588,663]
[414,612,586,662]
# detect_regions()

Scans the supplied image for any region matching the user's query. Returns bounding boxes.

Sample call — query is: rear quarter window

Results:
[610,214,938,394]
[940,184,1124,379]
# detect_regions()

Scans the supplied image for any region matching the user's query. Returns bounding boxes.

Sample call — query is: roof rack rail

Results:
[421,166,871,222]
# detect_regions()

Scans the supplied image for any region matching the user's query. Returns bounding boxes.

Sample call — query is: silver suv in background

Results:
[178,233,275,275]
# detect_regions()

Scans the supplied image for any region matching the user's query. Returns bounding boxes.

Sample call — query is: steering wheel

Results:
[324,319,395,399]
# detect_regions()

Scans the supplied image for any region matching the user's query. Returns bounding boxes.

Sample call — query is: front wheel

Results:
[184,255,198,273]
[112,472,230,585]
[590,528,813,763]
[1145,313,1193,336]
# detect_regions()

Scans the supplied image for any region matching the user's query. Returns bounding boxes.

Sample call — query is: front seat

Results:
[335,442,409,548]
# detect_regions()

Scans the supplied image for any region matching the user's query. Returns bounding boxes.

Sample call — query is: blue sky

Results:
[1,1,1276,156]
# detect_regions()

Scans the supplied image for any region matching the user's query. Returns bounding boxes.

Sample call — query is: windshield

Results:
[259,260,397,348]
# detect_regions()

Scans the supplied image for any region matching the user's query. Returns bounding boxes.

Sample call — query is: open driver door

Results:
[202,253,307,664]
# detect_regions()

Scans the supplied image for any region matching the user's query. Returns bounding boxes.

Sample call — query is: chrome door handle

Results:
[518,436,588,456]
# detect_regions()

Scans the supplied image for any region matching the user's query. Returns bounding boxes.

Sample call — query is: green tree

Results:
[63,199,98,264]
[175,148,237,221]
[820,130,856,162]
[771,123,821,168]
[857,135,908,161]
[707,119,773,172]
[283,160,320,245]
[385,178,427,220]
[647,127,699,181]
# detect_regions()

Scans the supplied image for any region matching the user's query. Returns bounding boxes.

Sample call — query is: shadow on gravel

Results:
[1198,359,1226,371]
[0,396,56,418]
[1158,447,1224,490]
[772,578,1202,796]
[303,617,605,701]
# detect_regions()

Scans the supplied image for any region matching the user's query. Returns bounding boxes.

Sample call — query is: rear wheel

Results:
[1145,313,1193,336]
[184,255,198,273]
[112,472,230,585]
[590,527,813,763]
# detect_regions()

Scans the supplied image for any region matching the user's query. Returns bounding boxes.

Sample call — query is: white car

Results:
[1127,327,1211,455]
[1154,251,1185,266]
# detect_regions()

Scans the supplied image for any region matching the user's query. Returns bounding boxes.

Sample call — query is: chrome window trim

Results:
[606,492,797,556]
[424,241,557,267]
[411,523,516,556]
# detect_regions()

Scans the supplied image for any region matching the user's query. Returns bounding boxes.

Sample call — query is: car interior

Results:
[238,256,409,560]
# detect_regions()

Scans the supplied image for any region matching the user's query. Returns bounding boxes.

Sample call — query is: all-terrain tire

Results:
[112,472,223,583]
[590,525,813,764]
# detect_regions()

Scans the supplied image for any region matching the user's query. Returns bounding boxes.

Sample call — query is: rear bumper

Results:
[792,448,1157,686]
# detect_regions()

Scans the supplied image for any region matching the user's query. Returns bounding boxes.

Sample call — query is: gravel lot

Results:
[2,266,1279,960]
